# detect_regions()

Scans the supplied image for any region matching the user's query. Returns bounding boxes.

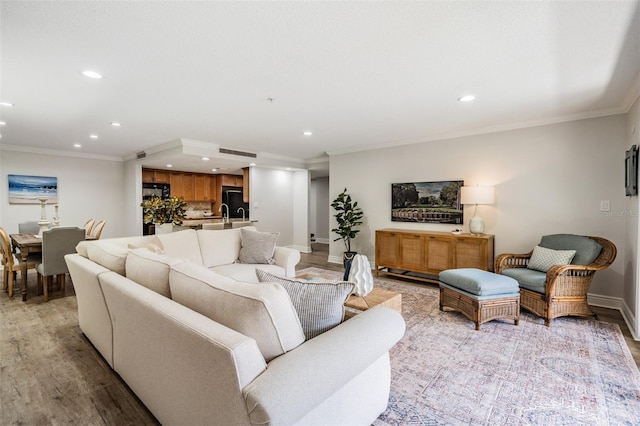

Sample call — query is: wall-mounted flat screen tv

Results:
[391,180,464,224]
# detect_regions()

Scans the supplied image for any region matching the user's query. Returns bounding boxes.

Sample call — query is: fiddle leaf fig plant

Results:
[141,196,187,225]
[331,188,364,253]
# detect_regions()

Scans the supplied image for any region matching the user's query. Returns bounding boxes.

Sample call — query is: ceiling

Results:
[1,1,639,177]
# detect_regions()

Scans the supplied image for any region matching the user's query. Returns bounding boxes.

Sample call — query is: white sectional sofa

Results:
[65,227,406,425]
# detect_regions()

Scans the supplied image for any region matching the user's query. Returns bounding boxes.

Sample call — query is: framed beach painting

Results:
[8,174,58,204]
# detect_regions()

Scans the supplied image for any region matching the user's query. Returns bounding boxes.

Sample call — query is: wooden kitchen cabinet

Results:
[220,174,243,187]
[142,169,170,183]
[194,174,218,201]
[375,229,494,283]
[170,172,194,201]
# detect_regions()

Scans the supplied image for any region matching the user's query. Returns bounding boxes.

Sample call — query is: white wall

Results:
[310,176,330,243]
[0,149,125,238]
[292,170,311,252]
[624,96,640,338]
[249,166,298,248]
[329,114,628,301]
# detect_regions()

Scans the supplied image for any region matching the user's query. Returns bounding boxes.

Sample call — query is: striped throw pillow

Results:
[256,269,354,340]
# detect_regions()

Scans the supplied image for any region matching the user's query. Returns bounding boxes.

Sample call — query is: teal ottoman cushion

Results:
[439,268,519,296]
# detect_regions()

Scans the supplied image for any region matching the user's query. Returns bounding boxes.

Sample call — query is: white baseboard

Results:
[313,238,330,244]
[328,255,343,264]
[588,293,639,340]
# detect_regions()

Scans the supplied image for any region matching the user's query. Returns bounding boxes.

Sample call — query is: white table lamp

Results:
[461,186,494,235]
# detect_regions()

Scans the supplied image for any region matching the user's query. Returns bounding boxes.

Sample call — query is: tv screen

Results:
[391,180,463,224]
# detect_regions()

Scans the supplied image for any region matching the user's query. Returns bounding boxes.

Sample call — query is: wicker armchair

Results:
[495,235,617,326]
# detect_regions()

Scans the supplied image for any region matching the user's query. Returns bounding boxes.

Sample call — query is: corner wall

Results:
[329,114,627,301]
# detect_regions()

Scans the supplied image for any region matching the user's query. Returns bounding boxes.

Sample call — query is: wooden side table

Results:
[344,288,402,319]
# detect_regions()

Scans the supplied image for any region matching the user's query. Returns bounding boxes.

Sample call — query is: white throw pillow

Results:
[238,228,279,265]
[256,269,354,340]
[527,245,576,272]
[126,248,183,298]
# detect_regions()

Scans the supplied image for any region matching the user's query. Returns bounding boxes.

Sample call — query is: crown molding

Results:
[0,143,122,162]
[326,106,630,157]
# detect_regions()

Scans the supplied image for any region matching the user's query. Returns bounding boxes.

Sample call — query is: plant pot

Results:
[154,223,173,234]
[342,251,357,281]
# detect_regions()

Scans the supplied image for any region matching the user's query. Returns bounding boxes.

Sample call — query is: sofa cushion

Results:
[526,245,576,272]
[127,235,164,254]
[156,229,203,266]
[169,262,305,362]
[126,248,184,298]
[238,228,278,265]
[539,234,602,265]
[501,268,547,294]
[86,242,129,275]
[256,270,354,340]
[211,264,286,283]
[197,228,244,268]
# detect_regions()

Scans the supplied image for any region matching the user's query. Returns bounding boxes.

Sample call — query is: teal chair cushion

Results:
[439,268,519,296]
[539,234,602,265]
[501,268,546,294]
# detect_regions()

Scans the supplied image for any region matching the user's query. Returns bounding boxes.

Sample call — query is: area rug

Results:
[297,267,640,425]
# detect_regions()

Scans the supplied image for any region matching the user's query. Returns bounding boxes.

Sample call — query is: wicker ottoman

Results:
[439,268,520,330]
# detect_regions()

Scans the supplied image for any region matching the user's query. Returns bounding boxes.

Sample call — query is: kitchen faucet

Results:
[219,203,229,223]
[237,207,246,221]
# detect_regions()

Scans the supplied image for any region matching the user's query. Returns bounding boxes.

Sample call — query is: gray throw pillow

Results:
[238,228,279,264]
[256,269,354,340]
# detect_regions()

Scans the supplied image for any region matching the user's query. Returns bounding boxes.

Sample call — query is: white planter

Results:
[348,254,374,297]
[155,223,173,234]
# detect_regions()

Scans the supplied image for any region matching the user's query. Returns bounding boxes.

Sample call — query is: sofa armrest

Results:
[273,246,300,277]
[243,307,406,425]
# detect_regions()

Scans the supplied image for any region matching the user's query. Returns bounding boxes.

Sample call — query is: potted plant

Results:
[141,196,187,233]
[331,188,364,280]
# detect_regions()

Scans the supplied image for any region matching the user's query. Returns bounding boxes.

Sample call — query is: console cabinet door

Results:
[399,234,424,271]
[424,235,453,273]
[455,237,493,271]
[376,231,400,268]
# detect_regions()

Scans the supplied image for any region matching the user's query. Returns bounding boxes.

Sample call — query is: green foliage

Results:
[331,188,364,252]
[141,196,187,225]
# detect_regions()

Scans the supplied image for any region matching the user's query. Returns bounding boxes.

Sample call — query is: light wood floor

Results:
[1,244,638,425]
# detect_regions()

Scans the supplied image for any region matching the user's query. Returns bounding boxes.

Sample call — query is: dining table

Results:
[9,233,43,301]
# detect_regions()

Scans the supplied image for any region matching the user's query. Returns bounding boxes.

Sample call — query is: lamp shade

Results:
[461,186,494,205]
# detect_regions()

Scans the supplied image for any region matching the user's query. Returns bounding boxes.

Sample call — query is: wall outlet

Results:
[600,200,610,212]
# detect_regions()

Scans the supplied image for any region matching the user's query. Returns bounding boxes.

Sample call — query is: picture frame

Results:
[391,180,463,224]
[8,174,58,204]
[625,145,638,196]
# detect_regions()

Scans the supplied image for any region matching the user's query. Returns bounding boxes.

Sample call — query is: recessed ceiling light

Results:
[82,70,103,79]
[0,101,15,107]
[166,164,173,168]
[458,95,476,102]
[201,157,210,161]
[110,122,121,127]
[211,168,217,172]
[90,134,98,139]
[249,163,256,166]
[73,144,82,148]
[303,131,313,136]
[0,121,5,126]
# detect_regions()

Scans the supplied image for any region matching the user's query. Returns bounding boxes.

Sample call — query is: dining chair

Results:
[88,220,106,240]
[0,227,40,298]
[83,218,95,238]
[36,227,85,302]
[18,221,40,234]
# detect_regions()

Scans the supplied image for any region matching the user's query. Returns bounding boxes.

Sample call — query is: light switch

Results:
[600,200,610,212]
